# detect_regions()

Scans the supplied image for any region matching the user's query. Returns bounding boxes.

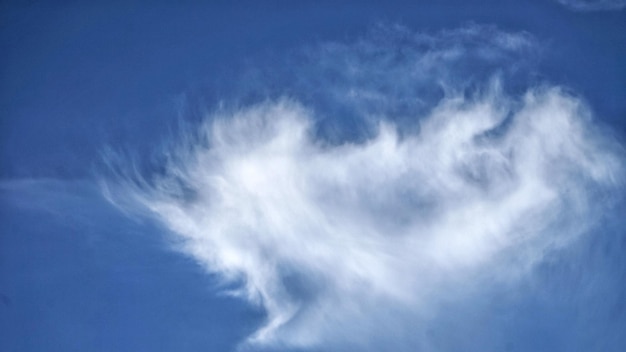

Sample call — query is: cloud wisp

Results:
[555,0,626,11]
[103,26,624,350]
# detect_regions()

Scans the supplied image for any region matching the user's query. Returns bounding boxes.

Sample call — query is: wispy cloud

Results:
[103,25,624,350]
[555,0,626,11]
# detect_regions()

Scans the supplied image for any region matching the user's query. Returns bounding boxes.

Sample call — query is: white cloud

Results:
[556,0,626,11]
[104,26,624,350]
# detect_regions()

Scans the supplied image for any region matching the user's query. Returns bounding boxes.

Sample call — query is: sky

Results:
[1,1,625,351]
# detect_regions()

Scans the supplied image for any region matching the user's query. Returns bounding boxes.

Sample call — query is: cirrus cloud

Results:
[103,25,624,350]
[555,0,626,11]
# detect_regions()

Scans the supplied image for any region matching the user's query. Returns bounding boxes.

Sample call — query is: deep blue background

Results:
[1,1,625,351]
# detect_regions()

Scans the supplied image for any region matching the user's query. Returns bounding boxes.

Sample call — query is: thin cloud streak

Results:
[104,26,625,350]
[556,0,626,11]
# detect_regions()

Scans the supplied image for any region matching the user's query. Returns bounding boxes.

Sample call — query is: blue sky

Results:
[1,1,625,351]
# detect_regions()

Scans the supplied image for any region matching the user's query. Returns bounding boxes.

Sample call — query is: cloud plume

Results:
[104,25,624,350]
